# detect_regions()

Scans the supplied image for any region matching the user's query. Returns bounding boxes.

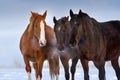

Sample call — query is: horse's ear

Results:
[53,16,57,23]
[31,11,33,14]
[66,16,69,20]
[70,9,74,17]
[31,11,36,17]
[30,11,35,21]
[42,10,47,19]
[31,11,34,16]
[79,9,82,15]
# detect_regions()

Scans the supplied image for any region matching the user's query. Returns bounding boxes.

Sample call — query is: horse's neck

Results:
[22,24,37,48]
[84,21,95,43]
[20,24,40,51]
[45,25,56,46]
[84,20,101,52]
[26,24,34,38]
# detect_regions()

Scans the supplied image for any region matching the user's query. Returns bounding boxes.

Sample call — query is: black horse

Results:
[53,16,79,80]
[69,9,120,80]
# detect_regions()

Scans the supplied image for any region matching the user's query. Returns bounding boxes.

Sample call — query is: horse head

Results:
[69,9,89,48]
[53,16,71,51]
[28,11,47,47]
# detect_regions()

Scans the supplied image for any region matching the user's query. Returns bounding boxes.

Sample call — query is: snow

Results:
[0,66,117,80]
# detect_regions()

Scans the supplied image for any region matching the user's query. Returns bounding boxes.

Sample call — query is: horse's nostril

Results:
[39,40,47,47]
[58,47,64,51]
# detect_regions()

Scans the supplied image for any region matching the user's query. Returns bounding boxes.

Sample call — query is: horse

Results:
[53,16,79,80]
[19,11,59,80]
[69,9,120,80]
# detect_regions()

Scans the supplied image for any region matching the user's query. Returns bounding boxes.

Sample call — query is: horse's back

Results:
[101,20,120,31]
[100,21,120,60]
[100,20,120,39]
[109,20,120,32]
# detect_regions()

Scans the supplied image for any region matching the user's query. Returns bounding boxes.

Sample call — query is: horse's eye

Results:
[74,21,77,25]
[74,21,79,26]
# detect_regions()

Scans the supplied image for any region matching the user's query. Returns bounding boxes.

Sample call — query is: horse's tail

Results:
[48,50,60,80]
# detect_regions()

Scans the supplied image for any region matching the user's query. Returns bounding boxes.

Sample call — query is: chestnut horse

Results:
[20,11,59,80]
[69,9,120,80]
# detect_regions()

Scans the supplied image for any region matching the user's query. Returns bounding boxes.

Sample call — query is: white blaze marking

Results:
[39,20,46,46]
[58,27,61,31]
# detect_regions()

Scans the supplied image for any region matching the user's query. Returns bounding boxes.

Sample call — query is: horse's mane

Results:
[28,18,34,32]
[79,12,102,52]
[59,17,68,22]
[59,16,71,31]
[28,12,39,32]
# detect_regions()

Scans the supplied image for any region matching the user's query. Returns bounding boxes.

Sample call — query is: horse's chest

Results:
[82,50,96,60]
[29,52,46,62]
[26,48,45,61]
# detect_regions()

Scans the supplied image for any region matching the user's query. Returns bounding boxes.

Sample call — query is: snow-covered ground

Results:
[0,65,117,80]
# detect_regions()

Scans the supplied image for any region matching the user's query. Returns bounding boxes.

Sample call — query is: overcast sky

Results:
[0,0,120,67]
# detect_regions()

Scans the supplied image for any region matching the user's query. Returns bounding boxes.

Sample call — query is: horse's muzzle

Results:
[57,43,65,51]
[58,46,65,51]
[39,40,46,47]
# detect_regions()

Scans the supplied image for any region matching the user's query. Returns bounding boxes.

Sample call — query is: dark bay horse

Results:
[53,16,79,80]
[20,11,59,80]
[69,9,120,80]
[53,16,92,80]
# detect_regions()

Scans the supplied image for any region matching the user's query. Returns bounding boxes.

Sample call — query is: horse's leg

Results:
[33,63,41,80]
[111,57,120,80]
[23,56,31,80]
[70,57,78,80]
[80,58,89,80]
[94,59,106,80]
[48,55,59,80]
[60,56,69,80]
[36,57,44,80]
[53,55,60,80]
[33,63,38,78]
